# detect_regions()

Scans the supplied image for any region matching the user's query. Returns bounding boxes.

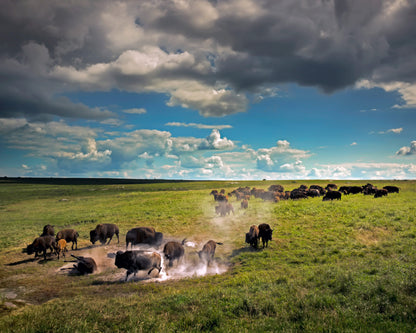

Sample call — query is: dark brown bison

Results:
[115,250,162,281]
[258,223,273,248]
[268,184,284,192]
[198,240,223,265]
[374,189,388,198]
[325,183,338,191]
[306,189,320,197]
[349,186,363,194]
[323,191,342,201]
[23,235,57,260]
[90,223,120,245]
[125,227,163,250]
[56,229,79,250]
[40,224,55,237]
[163,239,186,267]
[245,225,259,248]
[310,185,325,195]
[383,186,399,193]
[71,254,97,275]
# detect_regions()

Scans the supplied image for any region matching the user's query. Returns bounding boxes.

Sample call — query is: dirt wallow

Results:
[57,239,229,283]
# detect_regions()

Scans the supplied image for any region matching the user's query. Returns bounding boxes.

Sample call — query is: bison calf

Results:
[56,229,79,250]
[56,239,68,259]
[198,240,223,265]
[90,223,119,245]
[115,250,162,281]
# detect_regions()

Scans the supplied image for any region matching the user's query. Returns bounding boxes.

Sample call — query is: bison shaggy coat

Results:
[125,227,163,250]
[374,189,388,198]
[24,235,56,260]
[163,239,186,267]
[90,223,119,245]
[198,240,223,265]
[383,186,399,193]
[258,223,273,248]
[115,250,162,281]
[245,225,259,248]
[56,229,79,250]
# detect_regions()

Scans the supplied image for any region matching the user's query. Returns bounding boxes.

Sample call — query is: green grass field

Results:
[0,179,415,332]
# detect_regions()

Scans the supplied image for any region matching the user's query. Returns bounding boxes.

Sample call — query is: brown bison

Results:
[56,229,79,250]
[115,250,162,281]
[258,223,273,248]
[90,223,119,245]
[125,227,163,250]
[323,191,342,201]
[215,202,234,216]
[245,225,259,248]
[163,239,186,267]
[40,224,55,237]
[71,254,97,275]
[56,239,67,260]
[198,240,223,265]
[23,235,57,260]
[241,199,248,209]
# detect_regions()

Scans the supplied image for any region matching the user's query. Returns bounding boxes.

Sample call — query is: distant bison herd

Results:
[211,183,400,214]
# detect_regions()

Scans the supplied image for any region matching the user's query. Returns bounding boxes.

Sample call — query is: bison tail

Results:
[181,238,187,245]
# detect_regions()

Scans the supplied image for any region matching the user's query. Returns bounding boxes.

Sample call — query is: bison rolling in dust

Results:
[115,250,162,281]
[125,227,163,250]
[71,254,97,275]
[90,223,119,245]
[163,239,186,267]
[198,240,223,265]
[23,235,57,260]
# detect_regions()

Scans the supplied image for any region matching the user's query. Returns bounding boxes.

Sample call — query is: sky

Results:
[0,0,415,180]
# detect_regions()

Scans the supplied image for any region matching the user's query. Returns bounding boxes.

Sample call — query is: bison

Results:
[258,223,273,248]
[323,191,342,201]
[198,240,223,265]
[374,189,388,198]
[40,224,55,237]
[125,227,163,250]
[245,225,259,248]
[56,239,68,260]
[23,235,57,260]
[241,199,248,209]
[90,223,119,245]
[56,229,79,250]
[71,254,97,275]
[163,239,186,267]
[115,250,162,281]
[383,186,399,193]
[215,202,234,216]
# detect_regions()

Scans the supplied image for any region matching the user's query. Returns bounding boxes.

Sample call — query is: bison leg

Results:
[116,233,120,244]
[106,236,112,245]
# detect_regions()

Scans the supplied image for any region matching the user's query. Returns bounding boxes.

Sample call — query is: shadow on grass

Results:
[5,257,38,266]
[229,246,261,258]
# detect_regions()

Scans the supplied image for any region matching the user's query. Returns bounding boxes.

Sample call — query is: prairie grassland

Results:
[0,179,415,332]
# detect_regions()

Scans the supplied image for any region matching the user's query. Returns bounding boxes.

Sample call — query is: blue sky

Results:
[0,0,415,180]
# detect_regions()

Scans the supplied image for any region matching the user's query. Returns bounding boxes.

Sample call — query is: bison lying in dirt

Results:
[23,235,57,260]
[125,227,163,250]
[198,240,223,265]
[90,223,119,245]
[56,229,79,250]
[71,254,97,275]
[163,239,186,267]
[115,250,162,281]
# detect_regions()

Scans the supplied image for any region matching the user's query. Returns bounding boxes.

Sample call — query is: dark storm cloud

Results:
[0,0,415,119]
